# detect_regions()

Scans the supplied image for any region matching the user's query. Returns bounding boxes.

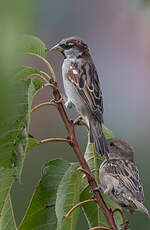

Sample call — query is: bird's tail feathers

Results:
[134,199,150,219]
[90,120,108,156]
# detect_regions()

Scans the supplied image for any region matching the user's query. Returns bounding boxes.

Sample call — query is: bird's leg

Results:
[120,221,129,230]
[120,210,133,230]
[73,116,89,129]
[62,95,74,108]
[65,100,74,109]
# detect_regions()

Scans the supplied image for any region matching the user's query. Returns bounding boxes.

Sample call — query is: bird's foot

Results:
[120,221,129,230]
[73,116,89,129]
[62,95,74,108]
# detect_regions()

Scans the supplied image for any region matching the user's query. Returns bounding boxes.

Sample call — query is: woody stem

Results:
[51,84,118,230]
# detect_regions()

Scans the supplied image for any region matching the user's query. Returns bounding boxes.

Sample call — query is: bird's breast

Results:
[62,59,88,117]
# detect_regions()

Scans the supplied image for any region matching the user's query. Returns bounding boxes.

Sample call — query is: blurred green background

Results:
[1,0,150,229]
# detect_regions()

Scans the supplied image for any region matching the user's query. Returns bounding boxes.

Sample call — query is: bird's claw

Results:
[120,221,129,230]
[73,116,89,129]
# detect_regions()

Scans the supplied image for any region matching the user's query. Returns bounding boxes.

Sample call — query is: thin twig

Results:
[31,102,56,113]
[65,199,96,220]
[24,52,56,82]
[44,83,58,91]
[36,138,72,146]
[112,208,125,225]
[27,73,49,83]
[40,71,50,80]
[90,227,112,230]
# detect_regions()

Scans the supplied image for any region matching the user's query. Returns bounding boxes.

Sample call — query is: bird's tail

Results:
[134,199,150,219]
[89,120,109,156]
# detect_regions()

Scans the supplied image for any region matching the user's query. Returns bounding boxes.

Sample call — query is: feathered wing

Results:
[66,57,109,155]
[67,58,104,122]
[103,159,144,203]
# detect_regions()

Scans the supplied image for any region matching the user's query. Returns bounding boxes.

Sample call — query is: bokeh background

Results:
[2,0,150,229]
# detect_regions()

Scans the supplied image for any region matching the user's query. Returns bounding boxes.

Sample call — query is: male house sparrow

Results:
[51,37,108,156]
[99,138,150,218]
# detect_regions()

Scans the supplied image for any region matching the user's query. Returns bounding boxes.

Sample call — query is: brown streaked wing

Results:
[67,58,104,122]
[103,159,144,202]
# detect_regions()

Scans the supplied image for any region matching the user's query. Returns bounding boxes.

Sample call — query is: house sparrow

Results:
[99,138,150,219]
[51,37,108,156]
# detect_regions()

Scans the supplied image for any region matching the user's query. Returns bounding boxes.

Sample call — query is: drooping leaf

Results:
[22,35,47,58]
[15,66,41,81]
[102,124,115,138]
[0,194,17,230]
[56,162,81,230]
[19,159,70,230]
[11,73,42,180]
[0,167,17,230]
[0,68,42,228]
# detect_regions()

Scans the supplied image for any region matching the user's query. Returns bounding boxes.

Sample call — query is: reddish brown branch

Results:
[51,84,118,230]
[36,138,72,145]
[77,167,95,179]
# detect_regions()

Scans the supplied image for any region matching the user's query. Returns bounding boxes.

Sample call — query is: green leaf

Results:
[0,167,17,230]
[26,136,37,155]
[11,72,42,180]
[22,35,47,58]
[19,159,70,230]
[0,30,43,227]
[0,65,43,230]
[0,195,17,230]
[81,131,122,229]
[15,66,41,80]
[56,162,81,230]
[102,124,115,138]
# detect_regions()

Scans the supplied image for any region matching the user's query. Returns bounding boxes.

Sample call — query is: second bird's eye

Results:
[110,142,115,147]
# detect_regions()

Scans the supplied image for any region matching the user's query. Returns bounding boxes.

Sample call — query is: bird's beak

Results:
[50,44,63,52]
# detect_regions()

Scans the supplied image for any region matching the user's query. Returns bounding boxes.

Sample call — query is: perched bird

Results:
[51,37,108,156]
[99,138,150,219]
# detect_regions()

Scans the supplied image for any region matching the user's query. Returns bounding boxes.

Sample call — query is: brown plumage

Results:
[99,138,150,219]
[51,37,108,156]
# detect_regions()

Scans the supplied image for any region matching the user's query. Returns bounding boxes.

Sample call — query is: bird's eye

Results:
[60,43,74,50]
[109,142,115,147]
[64,43,74,49]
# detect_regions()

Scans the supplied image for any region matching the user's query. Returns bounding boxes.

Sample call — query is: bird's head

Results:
[50,37,90,59]
[107,138,134,161]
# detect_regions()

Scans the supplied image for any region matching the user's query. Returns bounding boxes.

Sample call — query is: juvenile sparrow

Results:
[51,37,108,156]
[99,138,150,219]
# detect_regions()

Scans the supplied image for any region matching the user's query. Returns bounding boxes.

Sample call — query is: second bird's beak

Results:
[50,44,63,52]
